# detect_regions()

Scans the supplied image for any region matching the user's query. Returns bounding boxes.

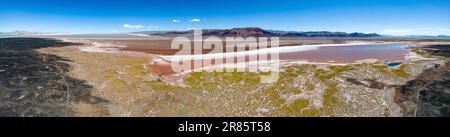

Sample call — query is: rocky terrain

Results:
[0,38,106,116]
[1,37,448,117]
[395,45,450,117]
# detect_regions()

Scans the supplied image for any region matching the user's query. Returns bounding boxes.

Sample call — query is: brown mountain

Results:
[202,27,277,37]
[135,27,380,37]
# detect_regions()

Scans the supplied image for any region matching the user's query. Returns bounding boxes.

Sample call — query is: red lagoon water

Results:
[281,43,410,63]
[148,42,411,75]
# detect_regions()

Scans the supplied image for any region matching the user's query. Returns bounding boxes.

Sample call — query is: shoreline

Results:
[19,37,448,116]
[57,37,434,76]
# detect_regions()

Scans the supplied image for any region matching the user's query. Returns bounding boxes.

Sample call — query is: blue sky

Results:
[0,0,449,35]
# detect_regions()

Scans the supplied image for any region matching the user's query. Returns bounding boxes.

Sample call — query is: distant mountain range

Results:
[2,28,448,38]
[406,35,450,38]
[381,34,450,39]
[134,27,381,37]
[0,31,66,37]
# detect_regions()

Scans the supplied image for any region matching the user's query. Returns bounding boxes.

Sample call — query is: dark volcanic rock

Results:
[422,45,450,57]
[395,44,450,117]
[395,62,450,117]
[0,38,108,117]
[345,78,387,90]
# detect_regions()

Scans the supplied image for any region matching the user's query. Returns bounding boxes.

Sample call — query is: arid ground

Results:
[1,36,449,116]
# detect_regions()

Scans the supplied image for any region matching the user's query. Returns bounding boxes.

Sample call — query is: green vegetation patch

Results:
[147,80,185,91]
[411,48,427,56]
[372,64,410,78]
[184,71,261,90]
[314,65,354,81]
[391,64,411,78]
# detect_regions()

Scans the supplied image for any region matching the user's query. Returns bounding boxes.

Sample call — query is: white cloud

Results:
[123,24,144,29]
[172,19,180,23]
[190,18,201,22]
[383,28,450,36]
[186,27,196,30]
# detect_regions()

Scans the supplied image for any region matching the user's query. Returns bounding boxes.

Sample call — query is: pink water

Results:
[281,43,410,63]
[148,42,411,75]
